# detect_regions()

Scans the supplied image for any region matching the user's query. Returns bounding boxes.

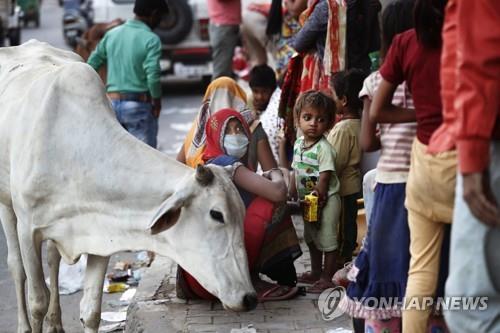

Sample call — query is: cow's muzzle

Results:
[243,292,258,311]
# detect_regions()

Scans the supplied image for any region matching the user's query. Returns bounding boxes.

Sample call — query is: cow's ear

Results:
[148,189,190,235]
[223,165,235,178]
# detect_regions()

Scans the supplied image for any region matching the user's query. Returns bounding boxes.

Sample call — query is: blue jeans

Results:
[111,100,158,148]
[445,142,500,333]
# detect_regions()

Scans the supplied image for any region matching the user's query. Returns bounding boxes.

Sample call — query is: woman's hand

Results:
[235,166,287,203]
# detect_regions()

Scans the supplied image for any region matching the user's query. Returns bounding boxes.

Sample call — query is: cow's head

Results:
[148,164,257,311]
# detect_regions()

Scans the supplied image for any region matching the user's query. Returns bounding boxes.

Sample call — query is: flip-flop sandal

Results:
[257,285,299,302]
[306,280,336,294]
[297,271,320,284]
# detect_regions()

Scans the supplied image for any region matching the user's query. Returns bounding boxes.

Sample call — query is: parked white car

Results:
[91,0,212,80]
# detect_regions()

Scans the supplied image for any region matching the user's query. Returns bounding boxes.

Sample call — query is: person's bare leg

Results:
[308,242,323,279]
[321,250,338,281]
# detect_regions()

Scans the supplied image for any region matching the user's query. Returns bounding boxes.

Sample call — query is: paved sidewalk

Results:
[125,216,354,333]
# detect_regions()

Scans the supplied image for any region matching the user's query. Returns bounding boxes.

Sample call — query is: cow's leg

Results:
[18,222,50,333]
[45,240,65,333]
[0,205,31,333]
[80,254,109,333]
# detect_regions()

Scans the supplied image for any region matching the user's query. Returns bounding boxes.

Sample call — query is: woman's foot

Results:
[306,278,335,294]
[257,284,299,302]
[297,271,321,284]
[252,278,299,302]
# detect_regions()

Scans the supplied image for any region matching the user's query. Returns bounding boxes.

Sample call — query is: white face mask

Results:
[223,134,249,159]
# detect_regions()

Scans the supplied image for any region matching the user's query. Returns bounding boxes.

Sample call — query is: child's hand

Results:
[312,187,328,208]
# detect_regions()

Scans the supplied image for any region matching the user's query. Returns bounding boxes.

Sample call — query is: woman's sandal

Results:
[297,271,320,284]
[306,279,336,294]
[257,285,300,302]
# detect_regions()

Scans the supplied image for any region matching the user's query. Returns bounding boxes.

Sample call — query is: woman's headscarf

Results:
[203,108,251,163]
[182,77,253,167]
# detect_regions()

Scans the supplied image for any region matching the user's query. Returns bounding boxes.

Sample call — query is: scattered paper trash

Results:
[119,288,136,302]
[101,311,127,323]
[45,255,87,295]
[113,261,131,271]
[231,324,257,333]
[99,322,126,332]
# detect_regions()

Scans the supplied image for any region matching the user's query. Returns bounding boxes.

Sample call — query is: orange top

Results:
[429,0,500,173]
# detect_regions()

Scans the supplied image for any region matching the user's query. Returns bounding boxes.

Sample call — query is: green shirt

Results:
[292,136,340,199]
[87,19,162,98]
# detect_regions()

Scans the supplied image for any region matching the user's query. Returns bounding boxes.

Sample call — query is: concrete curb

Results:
[125,255,185,333]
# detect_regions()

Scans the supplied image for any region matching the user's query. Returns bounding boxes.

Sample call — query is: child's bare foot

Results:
[297,271,321,284]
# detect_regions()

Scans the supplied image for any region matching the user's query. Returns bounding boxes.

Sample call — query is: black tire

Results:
[154,0,193,45]
[8,28,21,46]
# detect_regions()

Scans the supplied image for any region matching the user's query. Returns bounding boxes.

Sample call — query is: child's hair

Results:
[414,0,447,49]
[134,0,169,17]
[249,64,277,89]
[331,69,367,114]
[381,0,415,58]
[294,90,336,125]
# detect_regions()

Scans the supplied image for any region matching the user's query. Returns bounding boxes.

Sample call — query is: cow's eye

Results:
[210,210,224,224]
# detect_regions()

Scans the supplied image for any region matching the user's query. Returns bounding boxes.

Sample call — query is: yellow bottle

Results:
[303,193,319,222]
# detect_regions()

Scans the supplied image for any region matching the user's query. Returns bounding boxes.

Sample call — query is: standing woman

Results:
[370,0,453,332]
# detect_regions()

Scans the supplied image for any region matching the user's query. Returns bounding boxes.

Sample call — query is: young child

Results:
[290,90,341,293]
[338,1,416,332]
[327,69,366,265]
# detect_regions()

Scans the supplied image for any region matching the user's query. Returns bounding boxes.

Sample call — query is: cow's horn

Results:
[195,164,214,186]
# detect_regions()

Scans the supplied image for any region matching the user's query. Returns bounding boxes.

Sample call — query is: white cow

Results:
[0,40,256,333]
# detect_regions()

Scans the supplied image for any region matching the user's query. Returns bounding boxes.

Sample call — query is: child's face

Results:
[251,86,274,112]
[298,106,329,140]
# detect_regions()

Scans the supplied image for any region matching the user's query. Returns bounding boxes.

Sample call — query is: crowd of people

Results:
[86,0,499,332]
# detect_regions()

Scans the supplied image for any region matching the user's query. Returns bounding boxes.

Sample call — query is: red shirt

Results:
[207,0,242,25]
[429,0,500,173]
[454,0,500,173]
[380,29,443,145]
[427,0,459,154]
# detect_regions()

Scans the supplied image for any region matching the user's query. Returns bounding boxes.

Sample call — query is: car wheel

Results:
[154,0,193,45]
[8,28,21,46]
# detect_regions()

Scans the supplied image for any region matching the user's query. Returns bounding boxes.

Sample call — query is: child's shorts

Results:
[303,194,340,252]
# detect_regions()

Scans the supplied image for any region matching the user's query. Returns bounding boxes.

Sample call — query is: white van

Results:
[91,0,212,80]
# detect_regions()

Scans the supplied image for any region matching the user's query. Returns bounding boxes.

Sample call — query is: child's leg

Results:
[365,318,401,333]
[307,242,323,278]
[339,193,359,262]
[321,250,338,281]
[300,220,323,283]
[353,318,365,333]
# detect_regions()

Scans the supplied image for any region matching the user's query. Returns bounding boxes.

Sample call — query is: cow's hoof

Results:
[17,326,31,333]
[46,324,65,333]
